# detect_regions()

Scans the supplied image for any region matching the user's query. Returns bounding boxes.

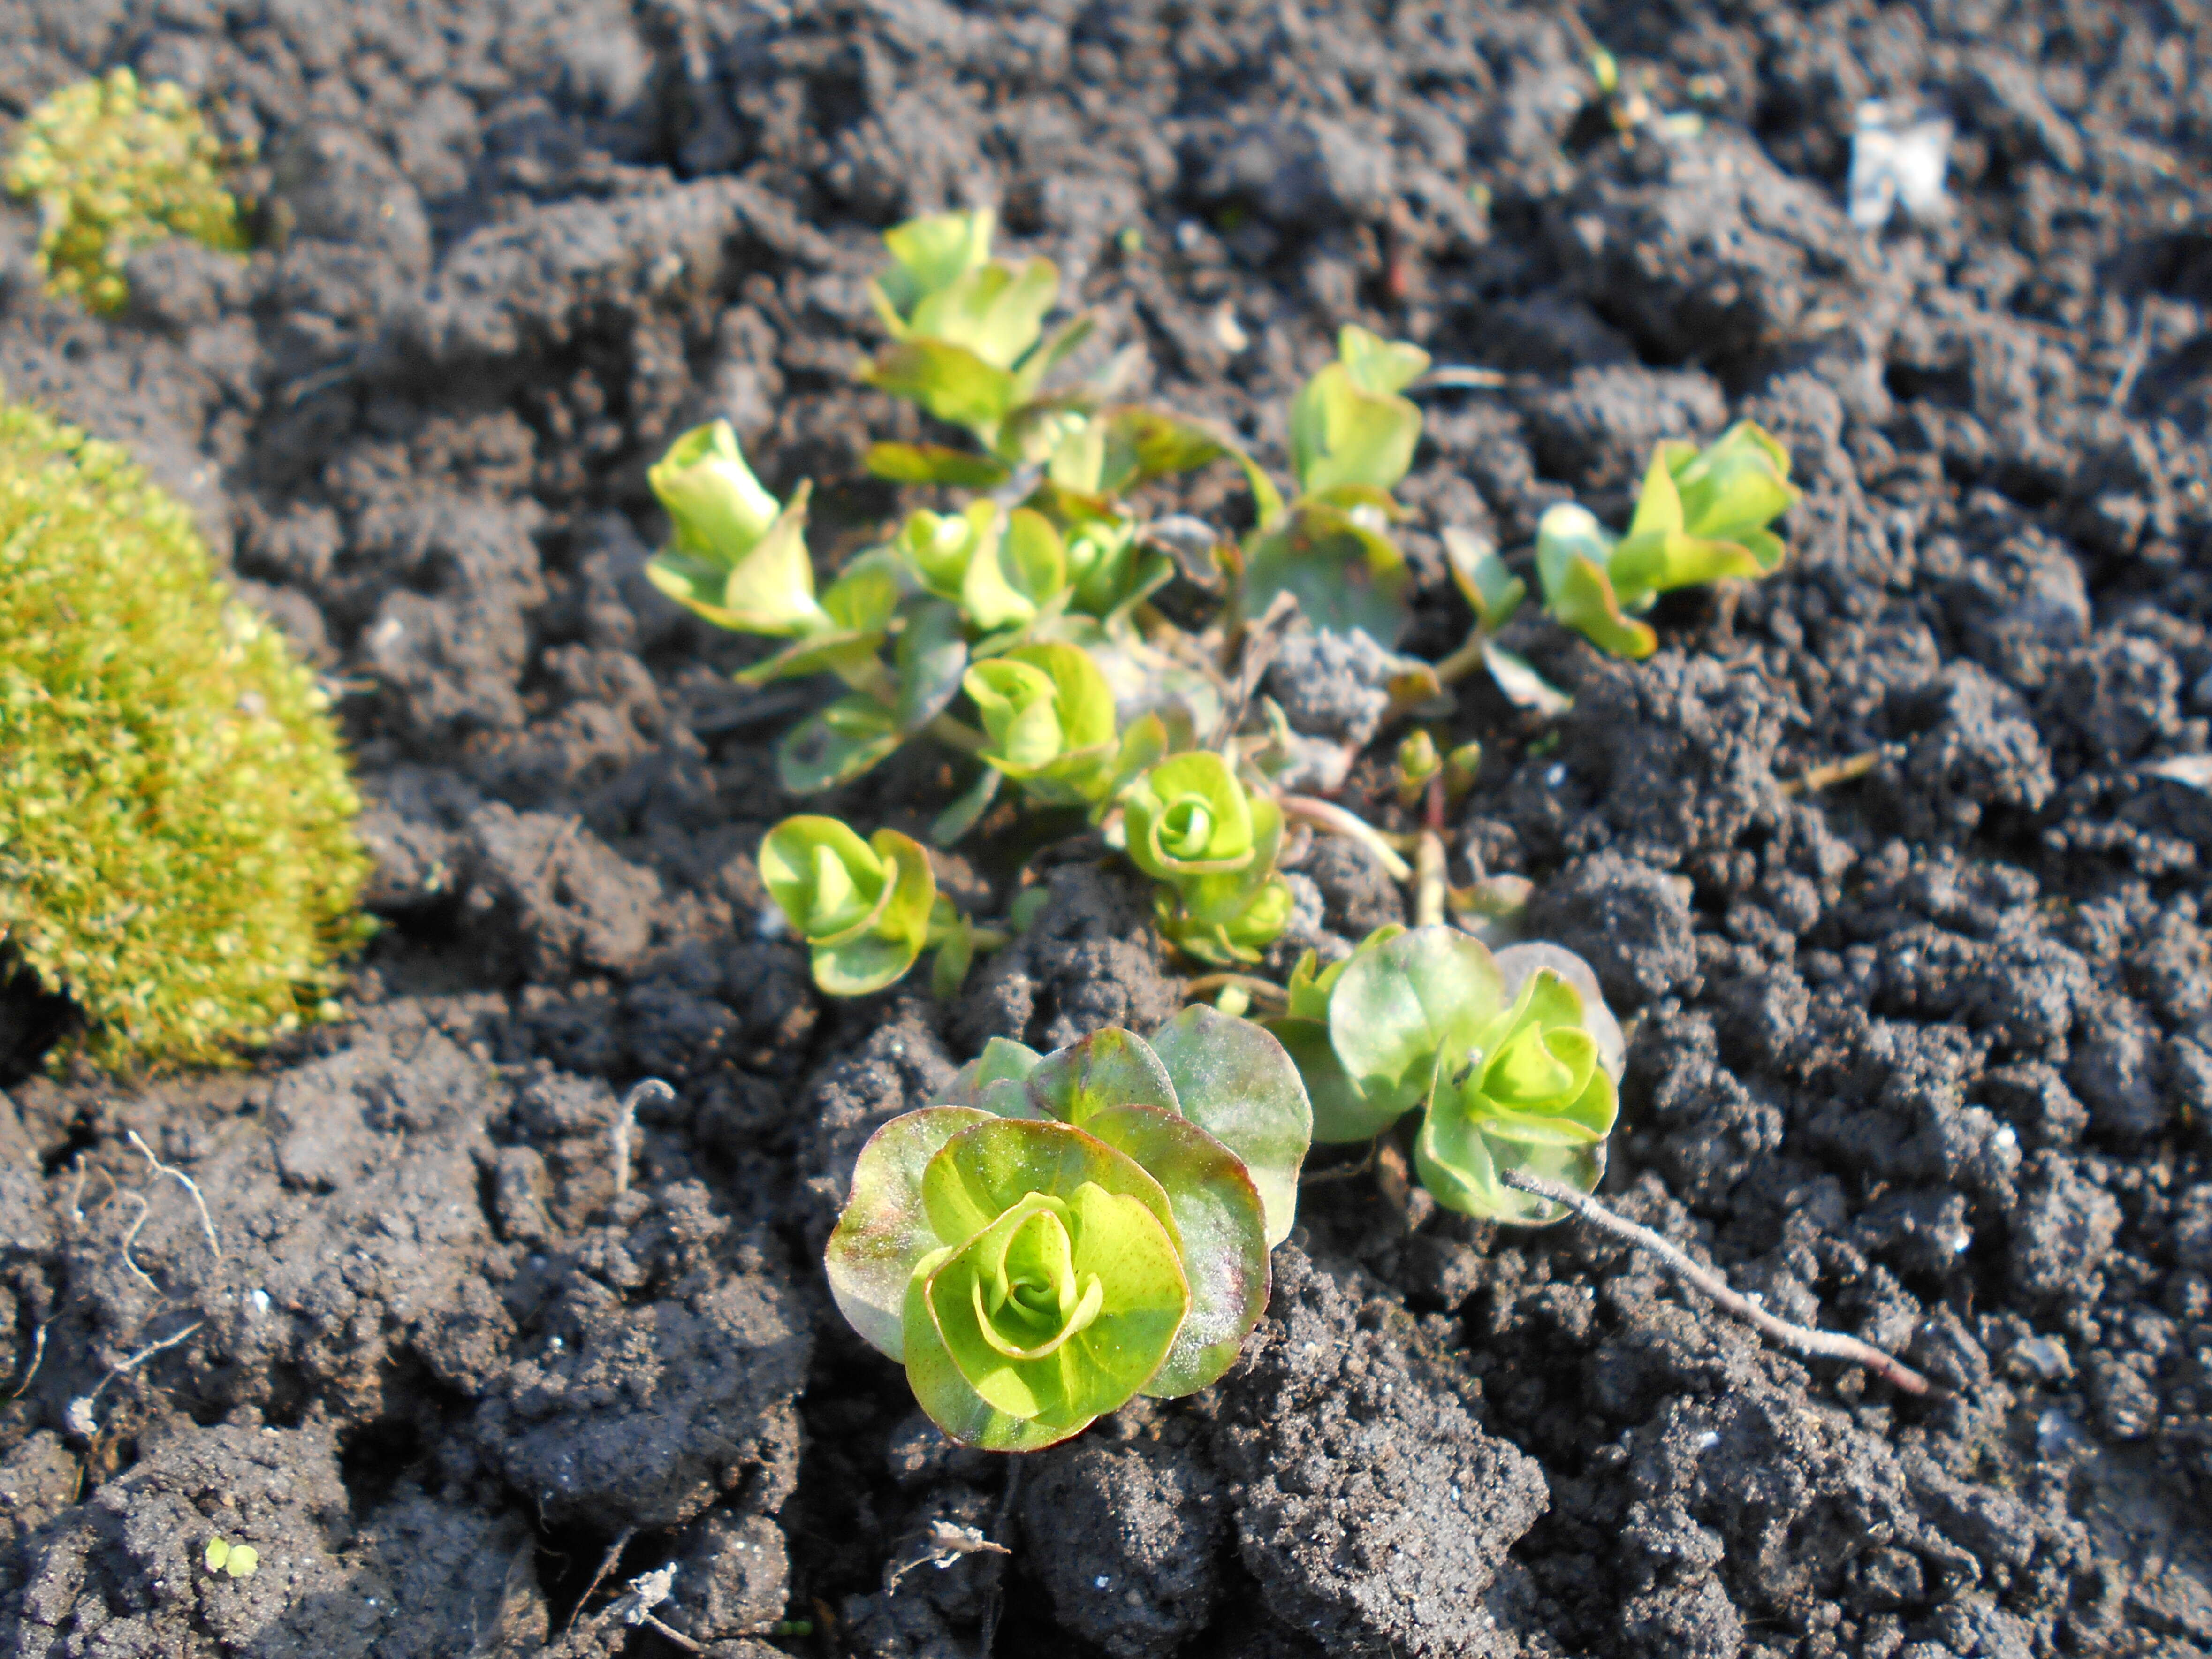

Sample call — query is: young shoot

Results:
[825,1009,1312,1448]
[1266,927,1624,1224]
[1122,751,1293,966]
[1535,422,1798,660]
[760,816,1004,997]
[859,207,1096,475]
[203,1537,259,1578]
[1239,326,1430,646]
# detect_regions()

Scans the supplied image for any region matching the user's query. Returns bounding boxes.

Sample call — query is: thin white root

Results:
[1497,1170,1939,1397]
[127,1130,222,1263]
[66,1318,205,1437]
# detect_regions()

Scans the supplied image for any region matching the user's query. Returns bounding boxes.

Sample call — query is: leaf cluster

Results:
[1238,326,1431,647]
[1266,928,1624,1224]
[1530,423,1798,660]
[826,1008,1311,1448]
[0,395,372,1072]
[3,68,249,316]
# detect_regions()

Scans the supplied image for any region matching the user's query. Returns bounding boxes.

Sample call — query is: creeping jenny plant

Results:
[827,1008,1311,1448]
[1267,929,1624,1224]
[0,396,371,1071]
[1533,422,1798,660]
[4,69,249,315]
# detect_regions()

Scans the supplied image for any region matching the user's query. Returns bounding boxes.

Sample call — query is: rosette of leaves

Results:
[859,207,1096,474]
[1535,422,1797,660]
[1266,929,1624,1224]
[1122,752,1292,965]
[1240,327,1429,645]
[759,816,938,996]
[646,422,986,796]
[824,1008,1311,1449]
[964,640,1118,807]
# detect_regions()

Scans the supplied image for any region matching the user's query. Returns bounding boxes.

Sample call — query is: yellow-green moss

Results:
[0,396,372,1072]
[3,68,249,315]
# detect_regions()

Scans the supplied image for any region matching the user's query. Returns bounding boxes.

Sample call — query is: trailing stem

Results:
[1497,1170,1940,1397]
[1278,795,1414,880]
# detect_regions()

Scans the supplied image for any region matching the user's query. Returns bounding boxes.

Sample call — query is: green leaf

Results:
[1263,1013,1401,1143]
[898,502,998,603]
[930,763,1003,846]
[1533,509,1655,660]
[1327,926,1507,1119]
[1288,346,1425,496]
[1023,1027,1180,1125]
[895,601,969,733]
[964,642,1117,803]
[1080,1103,1269,1396]
[910,258,1060,370]
[860,339,1019,444]
[733,630,885,689]
[1169,792,1286,929]
[1444,527,1525,631]
[958,508,1041,632]
[775,694,904,793]
[1122,751,1257,882]
[1624,444,1687,540]
[933,1037,1044,1111]
[875,208,997,324]
[1155,872,1295,966]
[1533,502,1616,608]
[649,419,783,562]
[732,556,900,687]
[1146,1005,1312,1248]
[1672,421,1798,545]
[1415,1093,1610,1239]
[1003,508,1071,610]
[920,1115,1181,1263]
[646,480,827,639]
[909,1179,1187,1447]
[1092,406,1233,495]
[1412,944,1624,1225]
[864,442,1011,488]
[931,901,976,998]
[1336,325,1432,397]
[825,1104,992,1358]
[1241,500,1411,647]
[1606,531,1770,611]
[759,817,936,995]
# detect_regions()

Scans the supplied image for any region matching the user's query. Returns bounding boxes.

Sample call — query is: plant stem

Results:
[1279,796,1414,881]
[927,713,988,754]
[926,921,1010,952]
[1780,747,1887,798]
[1413,830,1446,927]
[1433,630,1489,686]
[1183,972,1288,1007]
[1496,1171,1940,1398]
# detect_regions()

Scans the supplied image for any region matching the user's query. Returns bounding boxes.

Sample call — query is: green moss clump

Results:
[3,68,249,315]
[0,397,373,1072]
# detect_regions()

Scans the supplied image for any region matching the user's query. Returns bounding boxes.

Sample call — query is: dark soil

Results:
[3,1,2211,1656]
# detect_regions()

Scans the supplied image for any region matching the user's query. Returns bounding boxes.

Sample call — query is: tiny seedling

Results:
[1122,751,1293,966]
[1239,326,1430,646]
[203,1536,259,1578]
[826,1009,1311,1448]
[1533,422,1797,660]
[759,816,1007,998]
[1268,928,1623,1224]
